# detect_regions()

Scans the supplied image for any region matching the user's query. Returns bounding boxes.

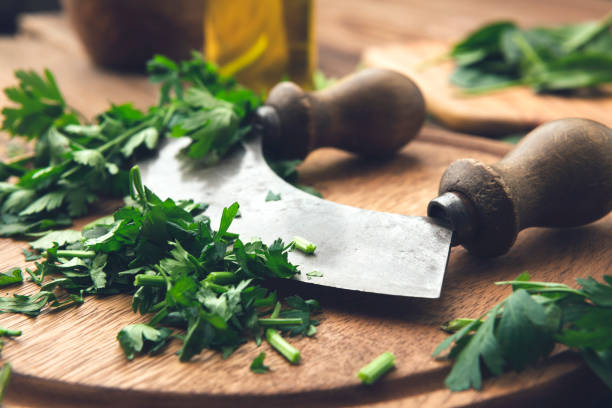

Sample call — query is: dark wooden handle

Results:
[256,68,425,159]
[428,118,612,257]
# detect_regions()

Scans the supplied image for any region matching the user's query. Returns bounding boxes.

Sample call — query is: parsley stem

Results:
[205,271,236,284]
[0,327,22,337]
[150,301,166,312]
[270,301,282,318]
[0,363,11,404]
[97,122,151,154]
[292,236,316,254]
[258,318,303,326]
[68,140,88,151]
[254,292,277,308]
[265,328,300,364]
[24,268,44,285]
[129,166,147,206]
[357,352,396,385]
[148,306,168,326]
[52,250,96,259]
[305,299,320,310]
[441,318,478,333]
[134,274,166,288]
[202,281,228,293]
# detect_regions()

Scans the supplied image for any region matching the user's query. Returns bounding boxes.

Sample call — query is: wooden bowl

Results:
[62,0,204,71]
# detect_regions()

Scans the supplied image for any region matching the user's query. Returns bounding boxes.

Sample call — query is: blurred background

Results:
[0,0,609,139]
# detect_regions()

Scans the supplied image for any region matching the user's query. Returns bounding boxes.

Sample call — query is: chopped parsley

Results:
[292,236,316,254]
[250,352,270,373]
[357,352,396,385]
[0,167,321,364]
[265,191,281,202]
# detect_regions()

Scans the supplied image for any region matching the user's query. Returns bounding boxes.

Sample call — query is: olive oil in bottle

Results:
[203,0,316,92]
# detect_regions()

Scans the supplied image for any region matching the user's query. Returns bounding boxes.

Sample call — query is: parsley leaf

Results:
[0,292,53,316]
[576,276,612,307]
[29,229,82,251]
[1,69,75,139]
[496,289,559,371]
[117,324,173,360]
[250,352,270,373]
[0,269,22,288]
[441,303,505,390]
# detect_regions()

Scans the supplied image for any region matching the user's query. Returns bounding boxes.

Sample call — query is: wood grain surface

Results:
[0,10,610,408]
[363,41,612,135]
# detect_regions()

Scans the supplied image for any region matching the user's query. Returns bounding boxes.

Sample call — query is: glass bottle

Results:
[203,0,316,93]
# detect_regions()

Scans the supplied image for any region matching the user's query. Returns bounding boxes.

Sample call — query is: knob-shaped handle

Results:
[428,118,612,257]
[255,68,425,159]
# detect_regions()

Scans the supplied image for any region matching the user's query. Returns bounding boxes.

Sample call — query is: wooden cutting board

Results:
[0,14,610,408]
[363,40,612,136]
[1,127,610,408]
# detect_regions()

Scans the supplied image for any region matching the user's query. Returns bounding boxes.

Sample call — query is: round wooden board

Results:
[1,126,610,408]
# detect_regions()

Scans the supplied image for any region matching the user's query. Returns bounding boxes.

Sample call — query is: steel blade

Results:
[139,136,452,298]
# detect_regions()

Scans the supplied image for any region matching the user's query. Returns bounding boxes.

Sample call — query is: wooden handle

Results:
[428,118,612,257]
[256,68,425,159]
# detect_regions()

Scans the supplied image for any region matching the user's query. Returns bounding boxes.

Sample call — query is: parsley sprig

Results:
[434,272,612,391]
[0,166,320,362]
[0,53,261,237]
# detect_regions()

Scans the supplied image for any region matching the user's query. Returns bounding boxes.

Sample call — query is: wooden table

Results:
[0,2,610,407]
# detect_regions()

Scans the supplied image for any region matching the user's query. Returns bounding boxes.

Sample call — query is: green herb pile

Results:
[0,52,261,237]
[447,13,612,93]
[0,167,319,362]
[434,272,612,391]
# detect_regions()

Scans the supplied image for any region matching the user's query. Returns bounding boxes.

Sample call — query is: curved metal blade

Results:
[139,136,452,298]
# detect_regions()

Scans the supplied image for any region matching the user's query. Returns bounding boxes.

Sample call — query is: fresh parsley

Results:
[0,166,321,364]
[0,53,324,237]
[250,352,270,373]
[357,352,396,385]
[306,270,323,280]
[264,301,302,364]
[1,69,78,139]
[0,269,22,288]
[434,272,612,391]
[0,327,21,338]
[0,53,261,237]
[446,13,612,93]
[292,236,316,254]
[117,324,173,361]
